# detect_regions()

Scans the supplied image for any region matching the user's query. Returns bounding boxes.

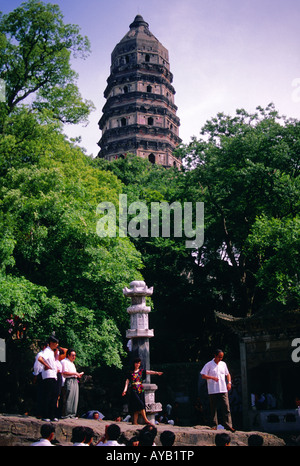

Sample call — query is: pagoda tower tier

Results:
[98,15,182,168]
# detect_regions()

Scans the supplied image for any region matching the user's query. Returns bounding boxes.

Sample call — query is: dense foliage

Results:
[0,1,142,368]
[0,109,145,367]
[96,104,300,361]
[0,1,299,376]
[0,0,94,124]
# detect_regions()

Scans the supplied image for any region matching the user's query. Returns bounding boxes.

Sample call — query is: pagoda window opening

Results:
[121,117,127,127]
[145,54,150,62]
[147,85,152,93]
[148,153,156,164]
[124,85,129,93]
[148,117,154,125]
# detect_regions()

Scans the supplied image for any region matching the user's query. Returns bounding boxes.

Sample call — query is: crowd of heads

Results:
[101,423,176,447]
[215,432,264,447]
[32,422,176,446]
[34,421,265,446]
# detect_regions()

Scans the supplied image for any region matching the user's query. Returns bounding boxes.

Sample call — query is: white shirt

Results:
[41,347,57,380]
[97,440,125,446]
[200,359,229,394]
[61,358,77,378]
[31,438,54,446]
[33,350,45,376]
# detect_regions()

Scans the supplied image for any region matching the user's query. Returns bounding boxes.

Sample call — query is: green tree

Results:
[246,215,299,305]
[0,0,94,124]
[95,105,300,362]
[180,104,300,317]
[95,155,216,362]
[0,111,143,367]
[0,1,143,369]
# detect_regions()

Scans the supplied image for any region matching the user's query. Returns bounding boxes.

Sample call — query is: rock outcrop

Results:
[0,414,285,446]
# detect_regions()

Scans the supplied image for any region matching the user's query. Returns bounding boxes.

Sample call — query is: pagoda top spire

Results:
[129,14,149,29]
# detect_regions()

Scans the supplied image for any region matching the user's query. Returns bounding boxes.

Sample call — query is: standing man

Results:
[38,336,59,422]
[200,349,235,432]
[33,341,47,418]
[61,348,84,418]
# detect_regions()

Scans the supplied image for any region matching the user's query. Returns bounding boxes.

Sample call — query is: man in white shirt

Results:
[61,348,84,418]
[71,426,89,446]
[33,341,47,418]
[31,423,55,446]
[38,336,59,421]
[200,349,235,432]
[96,424,125,446]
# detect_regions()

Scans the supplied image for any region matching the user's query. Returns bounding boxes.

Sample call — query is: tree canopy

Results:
[0,1,299,373]
[0,1,142,368]
[0,0,94,125]
[180,104,299,317]
[0,109,144,367]
[95,104,300,361]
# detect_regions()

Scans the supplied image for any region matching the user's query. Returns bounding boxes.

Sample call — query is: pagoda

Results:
[98,15,181,168]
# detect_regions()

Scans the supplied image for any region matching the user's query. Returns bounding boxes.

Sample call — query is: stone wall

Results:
[0,415,285,446]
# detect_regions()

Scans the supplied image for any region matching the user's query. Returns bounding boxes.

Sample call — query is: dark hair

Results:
[67,348,76,357]
[40,423,55,439]
[139,430,155,446]
[139,424,157,446]
[71,426,86,443]
[106,423,121,440]
[215,432,231,446]
[248,434,264,446]
[131,357,142,370]
[160,430,175,446]
[214,348,223,356]
[128,435,139,446]
[140,424,157,435]
[84,427,94,444]
[48,336,59,344]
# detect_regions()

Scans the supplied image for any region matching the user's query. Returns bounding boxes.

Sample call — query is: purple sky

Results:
[2,0,300,156]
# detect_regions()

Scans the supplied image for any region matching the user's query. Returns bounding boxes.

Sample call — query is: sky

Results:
[2,0,300,157]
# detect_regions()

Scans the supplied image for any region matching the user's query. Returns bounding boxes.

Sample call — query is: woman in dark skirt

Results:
[122,358,163,425]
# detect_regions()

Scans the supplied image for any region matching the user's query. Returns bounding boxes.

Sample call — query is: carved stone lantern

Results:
[123,280,162,423]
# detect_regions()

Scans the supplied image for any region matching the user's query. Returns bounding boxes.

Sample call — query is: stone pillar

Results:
[239,339,250,430]
[123,280,162,423]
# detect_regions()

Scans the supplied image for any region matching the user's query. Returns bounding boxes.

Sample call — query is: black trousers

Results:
[35,373,43,417]
[209,392,233,429]
[41,378,57,420]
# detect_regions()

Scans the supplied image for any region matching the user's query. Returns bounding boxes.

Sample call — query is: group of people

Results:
[31,423,95,446]
[31,422,175,446]
[97,423,175,446]
[33,341,236,436]
[121,349,237,433]
[33,336,83,421]
[32,422,265,446]
[30,346,272,446]
[215,432,264,447]
[33,344,237,431]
